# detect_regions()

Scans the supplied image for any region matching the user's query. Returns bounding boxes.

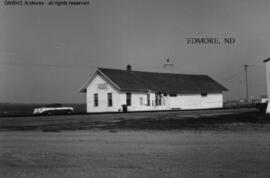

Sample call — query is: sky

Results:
[0,0,270,103]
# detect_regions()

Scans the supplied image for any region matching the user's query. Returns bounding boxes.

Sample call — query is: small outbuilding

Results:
[79,66,228,113]
[263,58,270,113]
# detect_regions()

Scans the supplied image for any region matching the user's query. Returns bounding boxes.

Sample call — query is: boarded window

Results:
[94,93,98,107]
[108,93,112,107]
[97,83,108,89]
[140,97,143,105]
[201,92,208,97]
[126,93,131,106]
[147,94,150,106]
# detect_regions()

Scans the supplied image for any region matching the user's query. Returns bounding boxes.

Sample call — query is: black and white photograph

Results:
[1,0,270,177]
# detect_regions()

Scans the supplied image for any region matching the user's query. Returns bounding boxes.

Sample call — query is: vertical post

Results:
[244,65,249,103]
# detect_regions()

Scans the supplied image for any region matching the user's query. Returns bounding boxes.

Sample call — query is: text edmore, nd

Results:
[187,37,236,45]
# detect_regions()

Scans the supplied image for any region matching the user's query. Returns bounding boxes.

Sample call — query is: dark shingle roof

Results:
[98,68,228,92]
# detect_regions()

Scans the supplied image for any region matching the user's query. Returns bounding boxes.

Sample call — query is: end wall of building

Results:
[265,61,270,113]
[86,73,122,112]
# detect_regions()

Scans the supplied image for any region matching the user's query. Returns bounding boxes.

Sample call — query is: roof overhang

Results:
[263,58,270,63]
[119,89,227,93]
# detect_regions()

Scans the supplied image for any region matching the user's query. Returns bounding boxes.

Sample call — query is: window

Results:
[147,94,150,106]
[94,93,98,107]
[140,97,143,105]
[169,93,177,97]
[45,104,62,107]
[155,93,162,106]
[107,93,112,107]
[201,92,208,97]
[126,93,131,106]
[158,93,162,105]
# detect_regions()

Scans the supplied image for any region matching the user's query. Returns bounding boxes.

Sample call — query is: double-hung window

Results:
[126,93,131,106]
[108,93,113,107]
[147,94,150,106]
[94,93,98,107]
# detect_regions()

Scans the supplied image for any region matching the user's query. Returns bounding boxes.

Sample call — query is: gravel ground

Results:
[1,130,270,178]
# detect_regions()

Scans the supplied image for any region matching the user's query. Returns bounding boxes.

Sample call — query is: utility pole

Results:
[243,64,251,103]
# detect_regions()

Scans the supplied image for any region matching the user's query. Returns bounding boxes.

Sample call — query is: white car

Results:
[33,104,74,115]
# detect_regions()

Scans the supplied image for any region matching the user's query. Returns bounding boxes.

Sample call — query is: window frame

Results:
[126,93,131,106]
[147,93,150,106]
[107,93,113,107]
[94,93,98,107]
[155,93,162,106]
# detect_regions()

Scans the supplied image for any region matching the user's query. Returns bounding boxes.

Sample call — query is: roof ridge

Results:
[98,67,208,77]
[77,67,228,92]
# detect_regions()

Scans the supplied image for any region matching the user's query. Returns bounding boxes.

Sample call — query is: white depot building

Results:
[264,58,270,113]
[79,65,228,113]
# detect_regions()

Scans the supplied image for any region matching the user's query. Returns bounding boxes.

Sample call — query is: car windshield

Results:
[44,104,63,107]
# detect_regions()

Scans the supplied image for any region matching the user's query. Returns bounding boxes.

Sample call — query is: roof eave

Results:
[78,70,98,93]
[79,68,122,93]
[97,68,121,90]
[119,89,228,93]
[263,58,270,63]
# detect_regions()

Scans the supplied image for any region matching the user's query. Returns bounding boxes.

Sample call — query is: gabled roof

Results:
[80,67,228,93]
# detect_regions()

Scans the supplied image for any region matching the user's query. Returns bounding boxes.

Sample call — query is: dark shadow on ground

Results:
[0,111,269,131]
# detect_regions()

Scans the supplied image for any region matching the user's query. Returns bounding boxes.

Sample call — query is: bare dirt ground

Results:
[1,108,270,178]
[1,130,270,178]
